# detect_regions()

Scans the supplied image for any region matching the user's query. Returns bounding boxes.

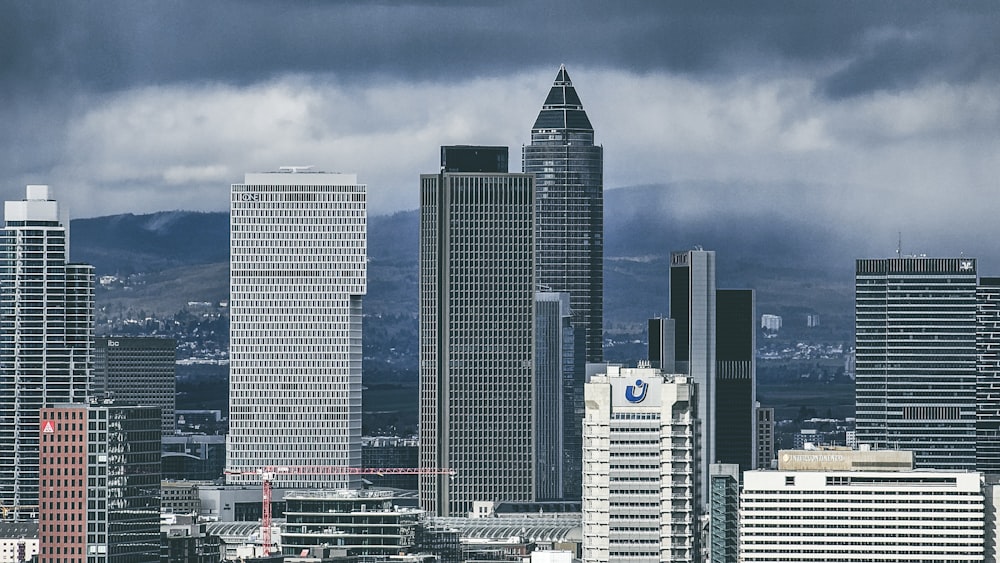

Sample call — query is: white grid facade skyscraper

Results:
[855,257,977,469]
[228,170,366,488]
[419,149,536,517]
[0,185,94,520]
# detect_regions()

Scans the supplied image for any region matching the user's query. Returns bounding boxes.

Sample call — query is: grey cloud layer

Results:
[2,1,997,98]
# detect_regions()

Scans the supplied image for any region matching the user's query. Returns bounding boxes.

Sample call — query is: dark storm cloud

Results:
[2,1,997,98]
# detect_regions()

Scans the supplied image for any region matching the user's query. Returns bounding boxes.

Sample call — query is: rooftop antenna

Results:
[896,232,902,258]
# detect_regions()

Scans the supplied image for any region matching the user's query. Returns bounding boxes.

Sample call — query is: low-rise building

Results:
[740,448,985,562]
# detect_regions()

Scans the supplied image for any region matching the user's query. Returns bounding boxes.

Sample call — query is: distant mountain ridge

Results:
[70,184,857,339]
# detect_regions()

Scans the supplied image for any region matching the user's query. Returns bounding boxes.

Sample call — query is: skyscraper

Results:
[0,185,94,520]
[94,336,176,437]
[523,65,604,363]
[228,169,366,488]
[419,146,535,516]
[855,257,977,469]
[670,249,715,504]
[534,292,584,500]
[39,401,161,563]
[976,277,1000,473]
[715,288,755,473]
[582,366,698,562]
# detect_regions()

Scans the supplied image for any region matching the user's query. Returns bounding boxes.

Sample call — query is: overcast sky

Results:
[1,1,998,256]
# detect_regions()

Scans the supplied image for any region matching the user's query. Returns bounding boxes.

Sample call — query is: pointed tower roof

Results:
[532,65,593,132]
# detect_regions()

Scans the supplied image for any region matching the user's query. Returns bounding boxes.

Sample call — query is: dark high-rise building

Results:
[39,401,161,562]
[95,337,176,437]
[709,463,740,563]
[0,185,94,520]
[534,292,584,500]
[419,147,536,516]
[716,289,756,473]
[648,317,676,372]
[670,249,715,506]
[977,277,1000,473]
[523,65,604,363]
[855,257,977,470]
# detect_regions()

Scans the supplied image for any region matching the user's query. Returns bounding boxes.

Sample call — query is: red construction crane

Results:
[223,466,456,556]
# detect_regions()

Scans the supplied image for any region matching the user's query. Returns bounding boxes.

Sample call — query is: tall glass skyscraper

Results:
[855,257,977,469]
[0,185,93,519]
[523,65,604,363]
[976,277,1000,473]
[228,170,366,489]
[419,147,536,517]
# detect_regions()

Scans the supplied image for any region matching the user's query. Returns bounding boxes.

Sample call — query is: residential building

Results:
[760,314,781,332]
[228,169,367,489]
[523,64,604,364]
[419,147,535,516]
[582,366,697,562]
[855,257,977,469]
[0,185,94,519]
[0,522,38,563]
[94,337,176,437]
[39,401,161,563]
[978,277,1000,474]
[740,448,984,562]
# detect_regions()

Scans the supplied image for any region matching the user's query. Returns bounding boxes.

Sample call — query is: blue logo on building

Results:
[625,379,648,403]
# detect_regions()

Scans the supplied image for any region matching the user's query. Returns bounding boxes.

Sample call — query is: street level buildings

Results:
[419,147,535,516]
[39,401,161,563]
[855,257,977,469]
[0,185,94,519]
[228,170,367,488]
[94,337,176,437]
[740,448,985,562]
[582,366,698,563]
[523,65,604,364]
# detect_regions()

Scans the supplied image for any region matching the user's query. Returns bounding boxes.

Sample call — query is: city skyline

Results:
[0,3,996,268]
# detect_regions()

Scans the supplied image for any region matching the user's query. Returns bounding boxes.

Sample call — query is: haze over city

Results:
[1,1,998,264]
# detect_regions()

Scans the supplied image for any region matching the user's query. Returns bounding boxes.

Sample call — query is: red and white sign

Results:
[41,421,55,433]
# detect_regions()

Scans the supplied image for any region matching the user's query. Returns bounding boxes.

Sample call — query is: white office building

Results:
[740,448,985,562]
[227,169,366,488]
[583,365,698,563]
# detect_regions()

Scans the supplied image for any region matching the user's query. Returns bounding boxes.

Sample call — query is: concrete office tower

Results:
[978,278,1000,474]
[420,146,535,516]
[0,185,94,520]
[740,448,985,562]
[669,249,715,503]
[94,336,176,437]
[523,65,604,363]
[855,257,977,469]
[39,401,161,563]
[534,292,585,500]
[715,289,755,473]
[228,169,366,488]
[583,366,698,563]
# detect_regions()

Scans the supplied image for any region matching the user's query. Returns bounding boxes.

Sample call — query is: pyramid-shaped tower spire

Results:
[532,65,592,131]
